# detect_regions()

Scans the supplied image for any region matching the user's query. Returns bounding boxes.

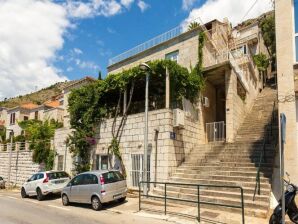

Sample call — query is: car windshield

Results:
[48,172,69,180]
[102,171,124,184]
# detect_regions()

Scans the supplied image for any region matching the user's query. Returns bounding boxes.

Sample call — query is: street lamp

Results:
[6,128,13,188]
[139,62,151,195]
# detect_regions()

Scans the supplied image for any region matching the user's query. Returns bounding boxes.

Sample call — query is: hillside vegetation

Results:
[0,81,71,108]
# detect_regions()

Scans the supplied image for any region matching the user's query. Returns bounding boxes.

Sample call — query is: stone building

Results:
[275,0,298,183]
[81,18,270,188]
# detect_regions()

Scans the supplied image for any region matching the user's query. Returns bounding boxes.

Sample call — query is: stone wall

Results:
[91,108,200,188]
[0,149,41,187]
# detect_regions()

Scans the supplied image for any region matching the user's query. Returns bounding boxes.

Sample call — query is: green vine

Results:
[68,33,206,174]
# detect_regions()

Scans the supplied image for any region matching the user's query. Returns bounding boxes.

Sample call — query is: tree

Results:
[19,119,62,170]
[98,70,102,80]
[259,13,276,70]
[188,21,199,31]
[253,53,270,87]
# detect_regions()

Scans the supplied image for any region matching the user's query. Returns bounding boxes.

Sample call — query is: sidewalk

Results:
[107,193,269,224]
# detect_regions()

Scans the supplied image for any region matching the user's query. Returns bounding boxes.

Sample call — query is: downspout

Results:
[154,128,159,187]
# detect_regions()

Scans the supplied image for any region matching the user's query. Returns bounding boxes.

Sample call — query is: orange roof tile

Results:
[20,103,39,110]
[44,100,60,108]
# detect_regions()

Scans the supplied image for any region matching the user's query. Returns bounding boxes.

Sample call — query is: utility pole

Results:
[139,63,151,195]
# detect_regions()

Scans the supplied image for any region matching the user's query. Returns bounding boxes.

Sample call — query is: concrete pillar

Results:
[276,0,298,182]
[165,67,170,109]
[225,69,234,142]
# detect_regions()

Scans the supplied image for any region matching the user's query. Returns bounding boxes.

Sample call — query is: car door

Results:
[69,174,84,203]
[80,174,99,203]
[26,174,37,194]
[31,173,43,194]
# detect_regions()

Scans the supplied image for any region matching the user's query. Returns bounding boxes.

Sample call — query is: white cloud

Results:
[0,0,69,100]
[121,0,134,8]
[182,0,196,11]
[73,48,83,55]
[65,0,122,18]
[183,0,273,27]
[75,59,99,70]
[137,0,149,12]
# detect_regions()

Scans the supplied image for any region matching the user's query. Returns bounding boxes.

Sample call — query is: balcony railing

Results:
[108,25,184,66]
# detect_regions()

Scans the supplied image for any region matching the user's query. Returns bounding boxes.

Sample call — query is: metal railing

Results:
[108,25,183,66]
[139,181,245,224]
[206,121,225,142]
[253,101,277,200]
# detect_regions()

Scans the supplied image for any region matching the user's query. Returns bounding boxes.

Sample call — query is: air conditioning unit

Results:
[173,109,185,128]
[202,97,209,107]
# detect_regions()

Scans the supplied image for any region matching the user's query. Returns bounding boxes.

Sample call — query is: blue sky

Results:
[0,0,272,99]
[54,0,204,80]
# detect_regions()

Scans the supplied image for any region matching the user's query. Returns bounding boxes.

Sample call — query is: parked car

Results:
[21,171,70,201]
[0,176,5,189]
[61,170,127,211]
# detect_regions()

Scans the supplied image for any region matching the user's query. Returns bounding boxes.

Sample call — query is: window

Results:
[165,51,179,62]
[231,45,247,58]
[48,171,69,180]
[23,116,28,121]
[130,154,150,187]
[57,155,64,171]
[10,113,15,125]
[70,175,84,186]
[37,173,44,180]
[102,171,124,184]
[295,0,298,62]
[34,111,39,120]
[83,174,98,185]
[96,155,109,170]
[29,174,38,182]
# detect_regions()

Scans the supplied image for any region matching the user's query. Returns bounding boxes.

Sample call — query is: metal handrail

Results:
[139,181,245,224]
[253,101,277,201]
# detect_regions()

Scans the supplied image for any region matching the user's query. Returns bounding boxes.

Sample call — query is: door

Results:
[26,174,38,194]
[80,174,99,203]
[69,174,84,202]
[130,154,150,188]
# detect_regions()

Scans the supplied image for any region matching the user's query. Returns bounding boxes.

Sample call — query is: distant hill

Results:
[0,81,72,109]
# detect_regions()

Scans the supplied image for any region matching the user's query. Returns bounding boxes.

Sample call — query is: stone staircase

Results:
[153,86,278,218]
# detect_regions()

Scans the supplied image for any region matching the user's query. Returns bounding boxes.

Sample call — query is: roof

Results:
[20,103,39,110]
[44,100,60,108]
[63,76,96,91]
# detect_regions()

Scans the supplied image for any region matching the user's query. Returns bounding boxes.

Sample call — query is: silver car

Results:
[61,170,127,210]
[0,176,5,189]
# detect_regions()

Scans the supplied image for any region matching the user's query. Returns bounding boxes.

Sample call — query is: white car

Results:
[21,171,70,201]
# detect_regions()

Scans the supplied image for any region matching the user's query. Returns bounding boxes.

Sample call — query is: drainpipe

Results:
[154,128,159,187]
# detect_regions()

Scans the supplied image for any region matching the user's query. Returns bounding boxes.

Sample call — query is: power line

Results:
[240,0,259,22]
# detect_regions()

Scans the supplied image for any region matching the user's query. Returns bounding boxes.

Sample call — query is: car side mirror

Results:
[27,179,31,182]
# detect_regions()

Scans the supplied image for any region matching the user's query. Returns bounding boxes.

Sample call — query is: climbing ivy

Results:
[68,32,206,174]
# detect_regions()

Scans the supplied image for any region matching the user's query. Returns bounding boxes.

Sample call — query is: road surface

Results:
[0,190,173,224]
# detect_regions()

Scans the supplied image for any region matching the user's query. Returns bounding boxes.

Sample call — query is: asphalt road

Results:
[0,190,173,224]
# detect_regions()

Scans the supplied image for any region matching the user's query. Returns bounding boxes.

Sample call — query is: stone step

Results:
[176,166,272,173]
[153,189,269,210]
[170,174,270,184]
[181,161,273,168]
[174,169,271,178]
[157,185,271,198]
[168,177,271,189]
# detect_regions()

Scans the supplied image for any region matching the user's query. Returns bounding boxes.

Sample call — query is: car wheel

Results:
[62,194,69,206]
[91,196,102,211]
[36,188,44,201]
[21,187,28,198]
[118,197,126,203]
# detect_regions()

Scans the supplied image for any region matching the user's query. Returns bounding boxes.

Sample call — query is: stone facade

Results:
[90,109,200,188]
[275,0,298,182]
[0,148,41,187]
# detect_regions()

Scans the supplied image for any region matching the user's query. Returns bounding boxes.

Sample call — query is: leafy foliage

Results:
[188,22,199,31]
[19,119,62,170]
[68,32,206,174]
[253,53,269,72]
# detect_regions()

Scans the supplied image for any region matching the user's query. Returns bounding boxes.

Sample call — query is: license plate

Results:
[113,193,122,199]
